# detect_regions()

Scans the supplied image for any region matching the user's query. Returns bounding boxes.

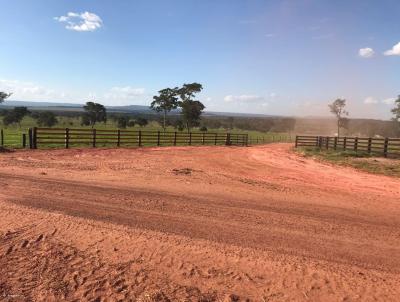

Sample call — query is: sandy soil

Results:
[0,144,399,301]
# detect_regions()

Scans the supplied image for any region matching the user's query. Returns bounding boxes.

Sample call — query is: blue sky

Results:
[0,0,399,119]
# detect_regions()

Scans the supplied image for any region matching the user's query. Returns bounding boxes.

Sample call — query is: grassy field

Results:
[296,147,400,177]
[0,116,293,148]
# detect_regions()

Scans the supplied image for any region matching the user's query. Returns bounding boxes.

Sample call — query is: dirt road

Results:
[0,144,399,301]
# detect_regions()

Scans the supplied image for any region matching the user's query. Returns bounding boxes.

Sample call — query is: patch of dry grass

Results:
[296,147,400,177]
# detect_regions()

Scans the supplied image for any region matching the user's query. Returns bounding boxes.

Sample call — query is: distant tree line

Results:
[1,88,400,138]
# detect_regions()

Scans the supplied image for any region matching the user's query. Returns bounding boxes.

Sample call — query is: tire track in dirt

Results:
[1,172,400,273]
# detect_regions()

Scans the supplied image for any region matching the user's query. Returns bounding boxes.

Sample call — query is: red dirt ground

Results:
[0,143,399,301]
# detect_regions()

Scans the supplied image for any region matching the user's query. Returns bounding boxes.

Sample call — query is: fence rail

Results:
[295,135,400,158]
[28,127,249,149]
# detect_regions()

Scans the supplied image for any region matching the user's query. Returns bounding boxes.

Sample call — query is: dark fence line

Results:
[295,135,400,158]
[28,127,249,149]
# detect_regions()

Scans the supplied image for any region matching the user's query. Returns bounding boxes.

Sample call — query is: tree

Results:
[200,126,208,132]
[127,120,135,128]
[150,88,179,131]
[177,83,205,132]
[116,116,129,129]
[328,99,348,136]
[0,92,12,104]
[180,100,205,132]
[391,95,400,135]
[173,119,185,131]
[2,106,30,127]
[82,102,107,128]
[136,117,148,127]
[34,111,58,127]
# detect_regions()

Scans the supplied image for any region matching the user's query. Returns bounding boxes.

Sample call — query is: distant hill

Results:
[0,100,282,117]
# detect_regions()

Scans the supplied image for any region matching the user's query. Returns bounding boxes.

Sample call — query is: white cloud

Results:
[364,96,378,104]
[0,79,68,101]
[265,33,276,38]
[384,42,400,56]
[359,47,375,58]
[224,95,264,102]
[54,11,103,32]
[382,98,396,105]
[269,92,277,98]
[104,86,146,101]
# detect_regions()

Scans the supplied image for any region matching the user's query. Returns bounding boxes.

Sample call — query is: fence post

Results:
[22,134,26,148]
[354,137,358,152]
[138,130,142,147]
[28,128,33,149]
[334,137,338,150]
[92,129,96,148]
[189,132,192,145]
[246,134,249,146]
[174,132,177,146]
[214,133,217,145]
[295,136,298,148]
[65,128,69,149]
[343,137,347,151]
[157,131,160,146]
[202,133,205,145]
[117,129,120,147]
[225,133,231,146]
[33,127,37,149]
[367,138,372,154]
[326,136,329,149]
[383,138,389,158]
[0,129,3,146]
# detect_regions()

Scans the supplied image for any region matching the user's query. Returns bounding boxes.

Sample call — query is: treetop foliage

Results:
[82,101,107,128]
[0,92,12,104]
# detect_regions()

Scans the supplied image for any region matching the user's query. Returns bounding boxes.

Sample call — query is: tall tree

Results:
[150,88,179,131]
[0,92,12,104]
[81,102,107,128]
[179,99,205,132]
[328,99,348,136]
[391,95,400,135]
[178,83,205,132]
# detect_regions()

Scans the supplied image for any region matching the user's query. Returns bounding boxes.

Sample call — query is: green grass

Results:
[296,147,400,177]
[0,116,293,148]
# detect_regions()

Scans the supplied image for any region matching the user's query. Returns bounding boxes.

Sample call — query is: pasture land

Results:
[0,125,292,149]
[0,144,399,301]
[297,147,400,177]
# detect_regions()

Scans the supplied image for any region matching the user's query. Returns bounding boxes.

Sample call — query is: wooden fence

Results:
[28,127,249,149]
[0,129,27,148]
[295,135,400,157]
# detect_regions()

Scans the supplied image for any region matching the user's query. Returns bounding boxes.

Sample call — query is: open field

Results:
[0,117,292,148]
[1,144,400,301]
[297,147,400,178]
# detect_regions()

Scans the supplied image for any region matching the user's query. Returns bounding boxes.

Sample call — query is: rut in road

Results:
[1,170,400,273]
